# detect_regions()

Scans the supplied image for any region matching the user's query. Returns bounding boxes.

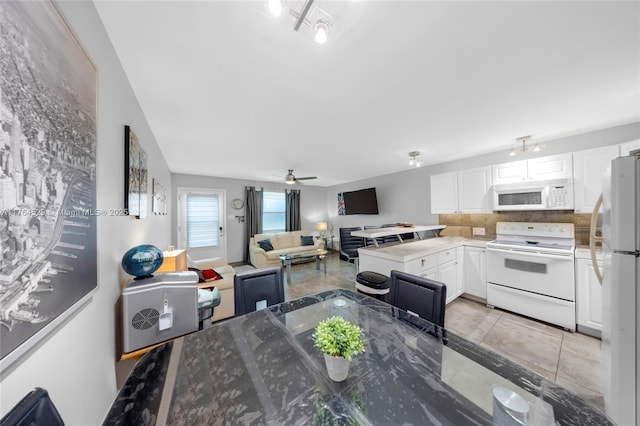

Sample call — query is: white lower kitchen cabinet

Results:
[575,256,603,337]
[463,246,487,299]
[414,250,460,305]
[358,240,464,305]
[439,260,459,304]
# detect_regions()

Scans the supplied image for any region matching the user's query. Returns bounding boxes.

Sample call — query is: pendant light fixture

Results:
[267,0,284,17]
[256,0,337,44]
[314,20,329,44]
[509,136,544,156]
[408,151,421,167]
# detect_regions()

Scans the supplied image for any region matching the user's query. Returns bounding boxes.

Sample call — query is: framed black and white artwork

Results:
[0,0,98,372]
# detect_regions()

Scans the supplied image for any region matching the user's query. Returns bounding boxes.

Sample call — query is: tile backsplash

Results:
[439,212,594,245]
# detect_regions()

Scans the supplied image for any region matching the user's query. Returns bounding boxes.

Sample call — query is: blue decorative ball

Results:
[122,244,164,279]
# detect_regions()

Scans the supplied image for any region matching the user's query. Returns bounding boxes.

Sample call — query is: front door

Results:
[178,187,227,260]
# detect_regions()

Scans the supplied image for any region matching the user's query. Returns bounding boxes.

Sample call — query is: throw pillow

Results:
[188,267,223,283]
[301,235,314,246]
[258,239,274,251]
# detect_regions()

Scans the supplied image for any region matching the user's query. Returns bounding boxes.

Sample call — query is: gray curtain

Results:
[285,189,301,231]
[244,186,263,264]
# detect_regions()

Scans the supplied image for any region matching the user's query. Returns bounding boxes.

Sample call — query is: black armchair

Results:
[339,227,364,269]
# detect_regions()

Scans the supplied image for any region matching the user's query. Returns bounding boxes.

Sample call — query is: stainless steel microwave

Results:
[493,178,574,211]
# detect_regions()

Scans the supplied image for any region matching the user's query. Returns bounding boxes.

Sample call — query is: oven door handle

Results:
[486,247,573,261]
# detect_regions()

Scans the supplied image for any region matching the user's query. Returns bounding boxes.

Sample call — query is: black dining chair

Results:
[389,270,447,342]
[0,388,64,426]
[339,227,364,269]
[234,266,284,316]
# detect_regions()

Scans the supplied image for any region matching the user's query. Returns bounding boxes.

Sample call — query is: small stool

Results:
[198,287,221,330]
[356,271,389,302]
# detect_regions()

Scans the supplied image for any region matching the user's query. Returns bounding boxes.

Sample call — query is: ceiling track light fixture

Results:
[509,136,544,157]
[408,151,421,168]
[263,0,335,44]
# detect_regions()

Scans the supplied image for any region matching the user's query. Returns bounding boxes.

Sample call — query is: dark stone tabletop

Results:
[104,289,612,425]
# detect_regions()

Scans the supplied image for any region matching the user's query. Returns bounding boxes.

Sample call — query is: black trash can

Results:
[355,271,389,302]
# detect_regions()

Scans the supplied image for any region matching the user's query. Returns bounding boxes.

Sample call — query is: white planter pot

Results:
[324,354,350,382]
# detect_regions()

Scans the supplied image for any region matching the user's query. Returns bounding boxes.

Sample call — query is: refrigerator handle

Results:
[589,193,604,284]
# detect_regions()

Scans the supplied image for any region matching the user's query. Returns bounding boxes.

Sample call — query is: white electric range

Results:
[486,222,576,330]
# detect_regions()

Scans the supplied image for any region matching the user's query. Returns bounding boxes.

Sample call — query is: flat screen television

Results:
[341,187,379,215]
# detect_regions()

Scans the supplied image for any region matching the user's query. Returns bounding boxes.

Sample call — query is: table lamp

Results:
[315,222,328,238]
[156,246,187,273]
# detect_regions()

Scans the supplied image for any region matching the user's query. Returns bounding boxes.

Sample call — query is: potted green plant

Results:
[312,316,365,382]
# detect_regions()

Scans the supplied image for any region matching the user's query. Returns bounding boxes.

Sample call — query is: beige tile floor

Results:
[270,251,606,413]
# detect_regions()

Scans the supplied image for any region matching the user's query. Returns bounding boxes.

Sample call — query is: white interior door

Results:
[178,187,227,261]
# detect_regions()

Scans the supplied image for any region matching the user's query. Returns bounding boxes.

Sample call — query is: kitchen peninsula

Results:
[358,236,489,303]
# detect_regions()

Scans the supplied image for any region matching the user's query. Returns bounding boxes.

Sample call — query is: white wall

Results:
[0,2,172,424]
[171,174,327,263]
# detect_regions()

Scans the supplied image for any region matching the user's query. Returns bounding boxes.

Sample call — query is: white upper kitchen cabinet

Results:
[491,160,528,184]
[457,167,493,213]
[492,153,573,185]
[573,145,620,213]
[430,172,458,214]
[527,153,573,180]
[431,166,492,214]
[620,139,640,156]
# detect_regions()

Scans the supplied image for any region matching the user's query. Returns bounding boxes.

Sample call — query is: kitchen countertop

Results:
[351,225,446,240]
[358,236,488,262]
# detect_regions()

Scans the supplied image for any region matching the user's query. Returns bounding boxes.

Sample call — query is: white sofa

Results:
[249,230,325,268]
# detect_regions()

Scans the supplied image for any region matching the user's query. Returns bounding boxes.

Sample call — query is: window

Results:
[186,193,220,248]
[262,191,285,233]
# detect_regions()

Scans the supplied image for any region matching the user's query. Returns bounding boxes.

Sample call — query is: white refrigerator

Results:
[600,155,640,426]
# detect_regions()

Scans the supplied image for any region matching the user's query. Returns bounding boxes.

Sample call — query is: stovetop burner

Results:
[488,222,576,255]
[490,239,574,252]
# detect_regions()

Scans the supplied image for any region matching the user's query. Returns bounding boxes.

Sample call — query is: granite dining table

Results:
[104,289,611,425]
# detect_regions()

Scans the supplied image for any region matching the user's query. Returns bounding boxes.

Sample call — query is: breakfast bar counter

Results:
[104,289,611,425]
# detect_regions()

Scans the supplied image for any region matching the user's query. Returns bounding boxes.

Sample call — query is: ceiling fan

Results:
[283,169,317,185]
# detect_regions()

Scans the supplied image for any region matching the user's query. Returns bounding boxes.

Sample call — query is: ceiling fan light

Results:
[267,0,283,17]
[409,158,415,166]
[314,20,329,44]
[415,160,421,167]
[533,143,541,152]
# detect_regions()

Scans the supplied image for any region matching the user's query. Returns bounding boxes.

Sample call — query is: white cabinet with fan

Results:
[430,166,492,214]
[573,145,620,213]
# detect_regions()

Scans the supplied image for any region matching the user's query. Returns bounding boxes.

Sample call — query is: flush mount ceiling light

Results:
[258,0,337,44]
[408,151,421,168]
[509,136,544,157]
